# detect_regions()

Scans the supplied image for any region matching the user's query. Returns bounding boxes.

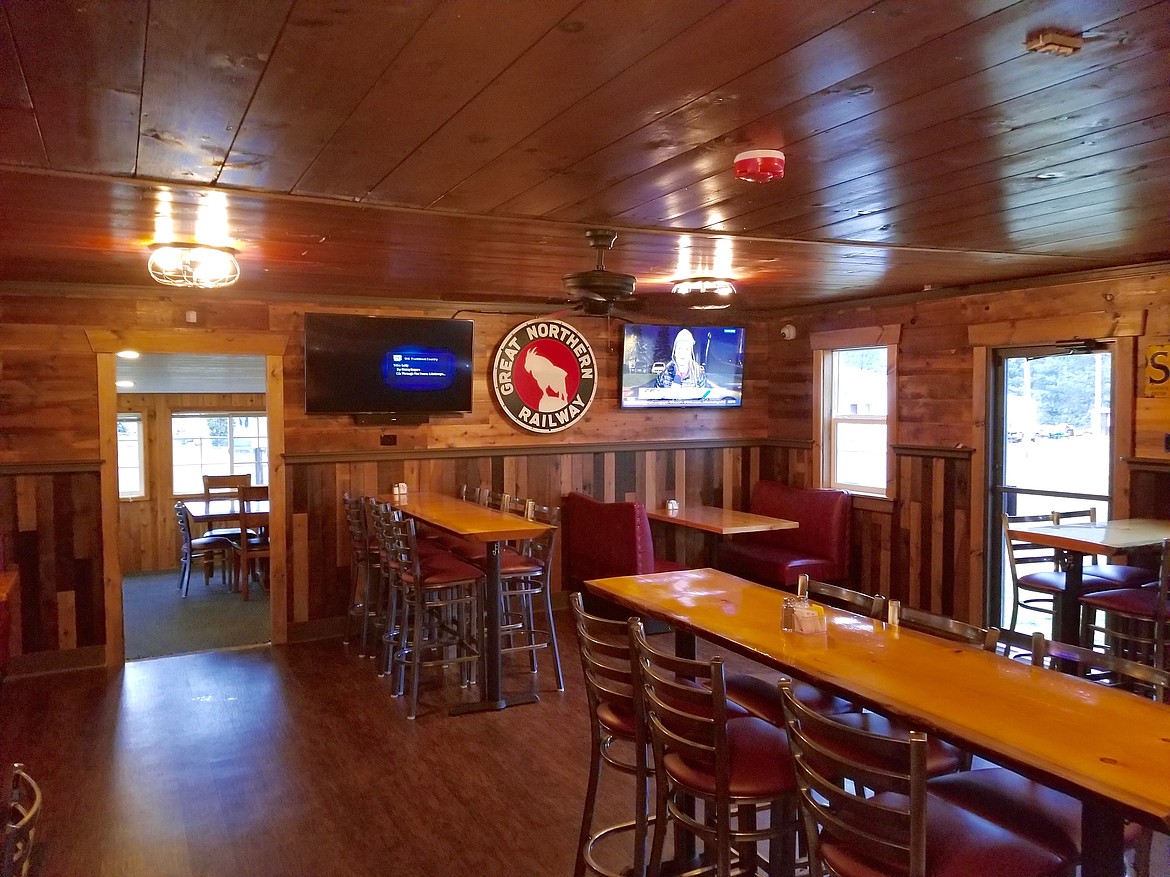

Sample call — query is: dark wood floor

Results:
[0,613,647,877]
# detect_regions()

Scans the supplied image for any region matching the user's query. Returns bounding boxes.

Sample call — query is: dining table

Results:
[388,491,553,715]
[1006,517,1170,645]
[585,567,1170,877]
[183,495,271,526]
[645,503,797,566]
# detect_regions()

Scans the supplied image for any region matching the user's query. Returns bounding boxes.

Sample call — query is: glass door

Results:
[988,344,1114,633]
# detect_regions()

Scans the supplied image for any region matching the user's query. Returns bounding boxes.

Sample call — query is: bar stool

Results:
[630,618,800,877]
[342,492,380,656]
[382,511,483,719]
[778,680,1070,877]
[1079,538,1168,670]
[570,593,651,877]
[2,763,41,877]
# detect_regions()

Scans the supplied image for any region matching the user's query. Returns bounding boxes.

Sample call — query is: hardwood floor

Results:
[0,616,639,877]
[2,614,1167,876]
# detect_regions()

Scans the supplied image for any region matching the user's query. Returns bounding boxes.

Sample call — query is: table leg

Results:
[1056,549,1085,647]
[450,540,539,716]
[1080,794,1126,877]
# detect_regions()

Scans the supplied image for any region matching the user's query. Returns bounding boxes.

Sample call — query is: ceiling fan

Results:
[560,229,645,319]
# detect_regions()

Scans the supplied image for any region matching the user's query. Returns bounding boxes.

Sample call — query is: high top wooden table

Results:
[586,567,1170,877]
[646,503,796,565]
[1006,517,1170,645]
[390,492,553,715]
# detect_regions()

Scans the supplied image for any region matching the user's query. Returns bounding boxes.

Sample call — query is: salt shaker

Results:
[781,597,798,632]
[887,599,901,626]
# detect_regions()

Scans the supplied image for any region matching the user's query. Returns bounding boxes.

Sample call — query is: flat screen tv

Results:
[304,313,474,415]
[620,323,745,409]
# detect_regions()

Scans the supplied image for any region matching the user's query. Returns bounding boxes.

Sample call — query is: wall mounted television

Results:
[620,323,745,409]
[304,313,474,417]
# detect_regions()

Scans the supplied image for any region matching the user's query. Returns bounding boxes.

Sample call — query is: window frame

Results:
[170,411,269,496]
[116,412,147,500]
[811,325,900,499]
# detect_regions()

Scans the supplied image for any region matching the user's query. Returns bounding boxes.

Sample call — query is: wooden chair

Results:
[725,573,884,724]
[569,593,650,877]
[229,486,270,601]
[630,618,800,877]
[382,512,482,720]
[202,473,250,494]
[174,501,235,597]
[1,764,41,877]
[930,632,1166,877]
[778,680,1070,877]
[1079,538,1169,671]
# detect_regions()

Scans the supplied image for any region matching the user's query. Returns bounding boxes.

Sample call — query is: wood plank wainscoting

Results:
[282,438,980,644]
[0,465,106,673]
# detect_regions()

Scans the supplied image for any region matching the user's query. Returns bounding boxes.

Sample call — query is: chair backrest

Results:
[779,679,928,877]
[2,764,41,877]
[174,501,194,549]
[342,492,370,559]
[379,506,423,584]
[896,604,999,651]
[237,485,269,536]
[1029,632,1169,703]
[746,481,852,577]
[203,473,249,494]
[629,618,729,794]
[1002,512,1063,584]
[524,504,559,576]
[569,593,638,729]
[796,573,885,618]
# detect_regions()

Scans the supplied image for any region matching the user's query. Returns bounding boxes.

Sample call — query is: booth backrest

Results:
[747,481,852,570]
[561,491,658,591]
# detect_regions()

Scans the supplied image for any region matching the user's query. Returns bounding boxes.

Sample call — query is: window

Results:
[812,325,899,498]
[825,348,889,494]
[117,414,146,499]
[172,413,268,495]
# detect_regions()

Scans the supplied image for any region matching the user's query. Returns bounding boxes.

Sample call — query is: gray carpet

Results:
[122,569,271,661]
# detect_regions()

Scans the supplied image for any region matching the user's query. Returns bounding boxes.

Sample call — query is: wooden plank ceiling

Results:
[1,0,1168,314]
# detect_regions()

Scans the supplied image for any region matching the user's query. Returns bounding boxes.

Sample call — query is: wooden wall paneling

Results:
[35,476,58,651]
[970,344,989,626]
[1113,336,1137,519]
[601,453,616,502]
[952,458,973,625]
[930,457,945,613]
[292,512,310,625]
[96,354,119,664]
[56,588,76,651]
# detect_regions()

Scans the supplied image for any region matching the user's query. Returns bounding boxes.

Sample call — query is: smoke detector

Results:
[1025,30,1083,56]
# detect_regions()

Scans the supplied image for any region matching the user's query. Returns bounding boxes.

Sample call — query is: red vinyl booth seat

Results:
[562,491,687,620]
[716,481,852,588]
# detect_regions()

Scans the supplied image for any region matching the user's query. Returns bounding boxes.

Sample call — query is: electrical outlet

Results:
[379,433,397,447]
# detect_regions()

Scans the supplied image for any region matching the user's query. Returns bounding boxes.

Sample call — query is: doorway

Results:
[988,343,1115,634]
[116,354,271,660]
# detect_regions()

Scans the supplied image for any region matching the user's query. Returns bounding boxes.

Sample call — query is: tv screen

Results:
[304,313,474,414]
[620,324,745,409]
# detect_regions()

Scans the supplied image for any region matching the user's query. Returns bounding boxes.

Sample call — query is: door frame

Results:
[972,332,1138,627]
[88,329,288,667]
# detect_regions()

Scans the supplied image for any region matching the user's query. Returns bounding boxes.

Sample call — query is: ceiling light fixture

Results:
[734,149,785,183]
[670,277,737,310]
[148,243,240,289]
[116,349,140,360]
[114,380,135,388]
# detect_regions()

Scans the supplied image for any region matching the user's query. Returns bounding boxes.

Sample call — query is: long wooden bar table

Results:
[586,567,1170,877]
[389,492,552,715]
[1006,517,1170,645]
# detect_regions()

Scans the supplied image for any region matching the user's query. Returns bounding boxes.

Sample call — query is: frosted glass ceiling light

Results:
[670,277,737,310]
[148,243,240,289]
